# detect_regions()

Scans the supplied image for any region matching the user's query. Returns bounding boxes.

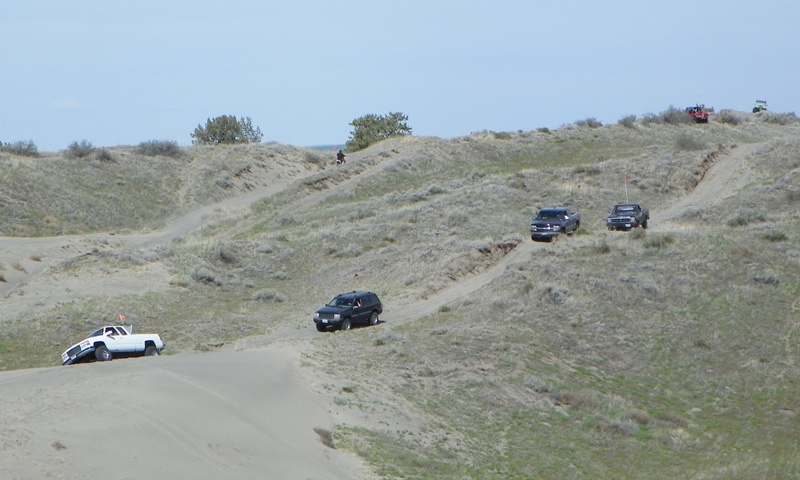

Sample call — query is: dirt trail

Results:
[0,153,376,320]
[242,142,768,342]
[1,141,763,327]
[650,142,766,227]
[375,142,766,328]
[0,139,766,480]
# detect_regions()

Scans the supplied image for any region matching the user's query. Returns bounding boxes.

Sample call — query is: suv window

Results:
[361,293,378,307]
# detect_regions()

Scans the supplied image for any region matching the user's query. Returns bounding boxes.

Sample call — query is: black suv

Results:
[313,291,383,332]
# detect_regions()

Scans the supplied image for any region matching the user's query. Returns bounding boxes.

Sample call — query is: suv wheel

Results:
[369,312,379,326]
[340,318,352,331]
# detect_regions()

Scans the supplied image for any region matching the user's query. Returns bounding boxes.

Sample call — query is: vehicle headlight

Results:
[333,314,341,320]
[313,313,319,320]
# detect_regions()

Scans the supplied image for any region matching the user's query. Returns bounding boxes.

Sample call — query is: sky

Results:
[2,1,798,152]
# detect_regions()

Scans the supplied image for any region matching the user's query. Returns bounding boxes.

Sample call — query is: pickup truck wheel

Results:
[641,219,648,229]
[95,345,112,362]
[144,346,159,356]
[369,312,379,326]
[340,318,352,331]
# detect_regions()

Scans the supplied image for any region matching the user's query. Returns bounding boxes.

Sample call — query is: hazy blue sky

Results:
[2,1,797,151]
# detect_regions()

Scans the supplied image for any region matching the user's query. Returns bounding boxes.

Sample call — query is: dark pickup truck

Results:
[530,208,580,241]
[606,204,649,230]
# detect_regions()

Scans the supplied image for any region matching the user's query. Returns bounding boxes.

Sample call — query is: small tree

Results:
[191,115,263,145]
[345,112,412,152]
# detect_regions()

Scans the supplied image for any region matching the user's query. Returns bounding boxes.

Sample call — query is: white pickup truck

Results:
[61,325,165,365]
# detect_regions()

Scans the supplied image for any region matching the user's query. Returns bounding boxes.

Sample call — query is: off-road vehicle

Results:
[685,104,709,123]
[606,203,649,230]
[530,208,580,242]
[313,291,383,332]
[61,325,165,365]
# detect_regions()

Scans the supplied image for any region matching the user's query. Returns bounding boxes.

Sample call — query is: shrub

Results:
[191,267,221,286]
[313,427,335,449]
[641,106,692,125]
[550,390,601,411]
[524,376,550,393]
[643,234,674,249]
[662,106,693,125]
[572,165,602,175]
[252,289,285,303]
[727,215,749,227]
[629,228,647,240]
[65,140,95,159]
[717,110,741,125]
[693,338,713,350]
[753,274,780,285]
[759,112,798,125]
[536,127,551,134]
[762,231,787,242]
[640,112,660,125]
[302,151,325,166]
[136,140,183,158]
[95,148,114,162]
[191,115,263,145]
[491,131,512,140]
[618,114,637,128]
[594,242,611,254]
[675,132,707,151]
[0,140,40,157]
[727,211,766,227]
[574,117,603,128]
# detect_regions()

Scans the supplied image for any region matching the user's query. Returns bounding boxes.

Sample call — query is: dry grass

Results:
[2,112,799,478]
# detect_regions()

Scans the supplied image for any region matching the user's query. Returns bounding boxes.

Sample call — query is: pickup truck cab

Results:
[530,208,580,242]
[606,204,649,230]
[61,325,165,365]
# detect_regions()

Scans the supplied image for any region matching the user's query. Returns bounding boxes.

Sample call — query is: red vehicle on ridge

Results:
[685,104,709,123]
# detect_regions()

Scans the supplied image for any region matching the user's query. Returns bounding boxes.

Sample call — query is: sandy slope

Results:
[0,141,762,479]
[0,347,372,479]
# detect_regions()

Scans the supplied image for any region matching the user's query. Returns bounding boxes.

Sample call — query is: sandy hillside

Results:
[0,138,764,479]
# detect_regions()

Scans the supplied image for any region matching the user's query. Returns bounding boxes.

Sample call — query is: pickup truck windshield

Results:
[537,212,565,220]
[613,207,636,214]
